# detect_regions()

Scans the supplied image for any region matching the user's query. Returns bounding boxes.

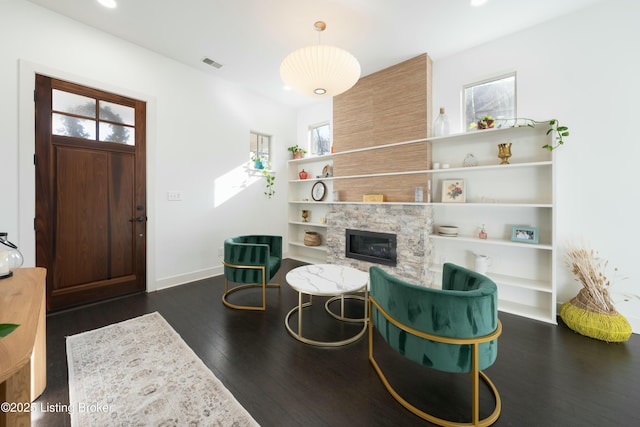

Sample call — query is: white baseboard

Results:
[151,266,223,292]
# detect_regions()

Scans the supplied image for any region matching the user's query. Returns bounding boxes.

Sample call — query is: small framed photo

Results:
[441,179,465,203]
[511,226,539,244]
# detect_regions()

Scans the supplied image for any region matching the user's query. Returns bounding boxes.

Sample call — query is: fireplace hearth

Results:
[345,229,397,266]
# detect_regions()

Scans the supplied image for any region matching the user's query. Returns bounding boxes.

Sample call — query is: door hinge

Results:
[34,90,37,102]
[34,154,37,165]
[34,217,37,230]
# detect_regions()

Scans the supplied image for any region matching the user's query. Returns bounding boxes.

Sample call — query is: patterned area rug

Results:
[66,312,259,426]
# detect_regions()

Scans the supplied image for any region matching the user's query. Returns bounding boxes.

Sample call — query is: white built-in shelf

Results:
[289,241,328,252]
[426,124,556,324]
[288,154,334,165]
[498,300,553,324]
[288,177,334,183]
[288,221,328,228]
[426,161,552,174]
[426,124,548,143]
[429,234,553,250]
[429,264,553,292]
[289,200,333,205]
[429,202,552,208]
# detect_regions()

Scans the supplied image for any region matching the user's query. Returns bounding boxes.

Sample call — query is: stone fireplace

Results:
[326,203,433,285]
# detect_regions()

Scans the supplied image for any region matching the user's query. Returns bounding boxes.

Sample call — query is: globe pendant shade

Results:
[280,44,361,98]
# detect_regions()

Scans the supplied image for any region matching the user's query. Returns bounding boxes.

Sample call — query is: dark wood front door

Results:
[35,75,147,311]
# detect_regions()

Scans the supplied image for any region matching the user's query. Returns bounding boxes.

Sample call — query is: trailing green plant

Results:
[257,159,275,198]
[496,118,570,151]
[262,169,275,198]
[0,323,19,338]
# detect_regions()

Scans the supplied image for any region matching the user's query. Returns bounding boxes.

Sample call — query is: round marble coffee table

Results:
[285,264,369,347]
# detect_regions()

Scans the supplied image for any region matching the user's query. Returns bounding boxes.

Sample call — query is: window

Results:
[463,73,516,131]
[309,122,331,156]
[52,89,136,145]
[249,131,271,169]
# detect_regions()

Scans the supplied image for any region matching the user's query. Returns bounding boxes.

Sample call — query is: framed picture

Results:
[441,179,465,203]
[511,226,539,244]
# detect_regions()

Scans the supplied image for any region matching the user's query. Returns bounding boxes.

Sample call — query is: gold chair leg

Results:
[222,264,280,311]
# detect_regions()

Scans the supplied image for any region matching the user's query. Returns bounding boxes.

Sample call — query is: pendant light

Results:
[280,21,361,98]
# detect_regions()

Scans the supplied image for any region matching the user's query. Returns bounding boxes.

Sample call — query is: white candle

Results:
[0,251,9,275]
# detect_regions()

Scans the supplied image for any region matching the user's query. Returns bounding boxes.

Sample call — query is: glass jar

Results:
[433,107,450,137]
[0,232,24,279]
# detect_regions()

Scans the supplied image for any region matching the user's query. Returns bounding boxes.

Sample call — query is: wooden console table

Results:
[0,268,47,427]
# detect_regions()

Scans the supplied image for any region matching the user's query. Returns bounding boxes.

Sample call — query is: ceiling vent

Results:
[201,57,223,69]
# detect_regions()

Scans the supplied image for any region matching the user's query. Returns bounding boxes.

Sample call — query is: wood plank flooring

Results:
[32,259,639,426]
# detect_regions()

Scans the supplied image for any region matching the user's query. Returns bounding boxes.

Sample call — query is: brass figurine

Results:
[301,210,309,222]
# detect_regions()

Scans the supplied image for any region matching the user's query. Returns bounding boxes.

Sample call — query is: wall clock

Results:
[311,181,327,201]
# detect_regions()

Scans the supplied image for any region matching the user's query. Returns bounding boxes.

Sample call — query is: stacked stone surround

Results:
[326,203,434,286]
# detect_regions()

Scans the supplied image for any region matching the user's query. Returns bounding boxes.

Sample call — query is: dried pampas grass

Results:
[565,245,616,313]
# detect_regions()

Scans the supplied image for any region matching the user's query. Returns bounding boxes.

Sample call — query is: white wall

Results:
[1,0,295,291]
[432,0,639,331]
[296,99,333,152]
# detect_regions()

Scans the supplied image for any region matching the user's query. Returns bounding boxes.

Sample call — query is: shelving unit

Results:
[287,154,335,264]
[427,125,557,324]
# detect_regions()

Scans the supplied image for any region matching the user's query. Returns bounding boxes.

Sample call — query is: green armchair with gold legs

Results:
[368,264,502,427]
[222,235,282,311]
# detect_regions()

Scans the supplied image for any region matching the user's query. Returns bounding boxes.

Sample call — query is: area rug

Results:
[66,312,259,426]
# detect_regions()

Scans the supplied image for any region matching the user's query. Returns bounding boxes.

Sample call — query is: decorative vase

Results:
[0,233,24,279]
[433,107,450,137]
[560,288,632,342]
[497,143,512,164]
[299,169,309,179]
[254,159,264,169]
[463,153,478,167]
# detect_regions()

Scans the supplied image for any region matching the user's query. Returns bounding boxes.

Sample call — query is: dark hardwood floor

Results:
[33,259,639,426]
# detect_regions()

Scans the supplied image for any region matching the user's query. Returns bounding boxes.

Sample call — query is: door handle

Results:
[129,216,146,222]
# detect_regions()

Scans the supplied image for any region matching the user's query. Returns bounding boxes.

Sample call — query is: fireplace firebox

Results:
[345,229,397,266]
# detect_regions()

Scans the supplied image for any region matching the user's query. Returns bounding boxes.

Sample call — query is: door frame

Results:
[17,60,158,291]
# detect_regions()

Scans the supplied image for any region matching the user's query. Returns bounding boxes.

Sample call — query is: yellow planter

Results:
[560,300,632,342]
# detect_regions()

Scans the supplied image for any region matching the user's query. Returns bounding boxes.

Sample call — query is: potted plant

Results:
[287,145,307,159]
[251,155,264,170]
[476,115,495,129]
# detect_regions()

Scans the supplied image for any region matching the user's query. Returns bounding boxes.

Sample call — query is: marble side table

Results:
[285,264,368,347]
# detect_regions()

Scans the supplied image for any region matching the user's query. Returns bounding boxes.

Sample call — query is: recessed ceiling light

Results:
[471,0,488,6]
[98,0,117,8]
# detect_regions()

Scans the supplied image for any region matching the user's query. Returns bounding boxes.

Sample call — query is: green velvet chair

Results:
[222,235,282,311]
[368,264,502,427]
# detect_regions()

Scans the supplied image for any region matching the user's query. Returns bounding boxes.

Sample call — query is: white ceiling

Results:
[25,0,603,108]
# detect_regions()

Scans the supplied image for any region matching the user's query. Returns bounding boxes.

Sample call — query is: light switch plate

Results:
[167,191,182,201]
